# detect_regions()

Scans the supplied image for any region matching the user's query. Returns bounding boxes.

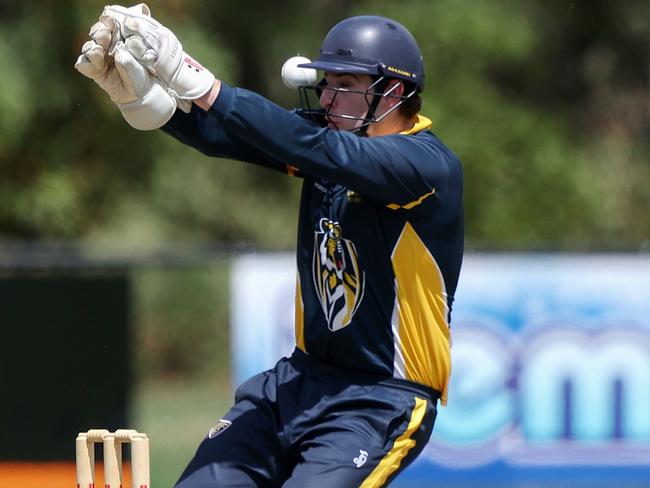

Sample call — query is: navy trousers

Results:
[175,348,439,487]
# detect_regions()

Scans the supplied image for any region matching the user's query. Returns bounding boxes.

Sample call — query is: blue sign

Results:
[397,255,650,487]
[231,254,650,487]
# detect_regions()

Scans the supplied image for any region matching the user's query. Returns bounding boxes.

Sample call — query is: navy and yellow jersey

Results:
[163,83,463,404]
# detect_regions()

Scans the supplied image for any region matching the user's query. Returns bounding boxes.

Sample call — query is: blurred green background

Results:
[0,0,647,485]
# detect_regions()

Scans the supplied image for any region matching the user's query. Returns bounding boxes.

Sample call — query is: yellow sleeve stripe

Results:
[387,188,436,210]
[360,397,428,488]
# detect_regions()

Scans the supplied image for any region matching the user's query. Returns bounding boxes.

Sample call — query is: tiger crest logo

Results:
[313,218,365,331]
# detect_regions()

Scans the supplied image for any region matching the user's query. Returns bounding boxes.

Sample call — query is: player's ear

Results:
[385,80,404,106]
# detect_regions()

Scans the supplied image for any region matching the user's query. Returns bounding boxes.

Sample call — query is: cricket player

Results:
[76,4,463,486]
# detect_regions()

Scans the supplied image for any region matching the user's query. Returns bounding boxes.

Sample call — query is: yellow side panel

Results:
[391,222,451,404]
[360,397,428,488]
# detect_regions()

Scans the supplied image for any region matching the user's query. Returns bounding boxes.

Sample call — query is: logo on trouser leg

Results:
[353,450,368,468]
[208,419,232,438]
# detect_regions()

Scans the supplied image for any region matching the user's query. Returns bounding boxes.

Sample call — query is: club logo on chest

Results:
[313,218,365,331]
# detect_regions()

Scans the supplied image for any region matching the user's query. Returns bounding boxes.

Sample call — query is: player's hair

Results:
[397,81,422,119]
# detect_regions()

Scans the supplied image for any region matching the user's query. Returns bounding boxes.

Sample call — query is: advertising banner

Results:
[231,254,650,487]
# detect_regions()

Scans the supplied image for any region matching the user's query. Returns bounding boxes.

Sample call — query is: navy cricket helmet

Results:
[299,15,425,92]
[297,15,424,134]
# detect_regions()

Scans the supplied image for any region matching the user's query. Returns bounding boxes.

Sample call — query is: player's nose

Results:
[319,88,334,109]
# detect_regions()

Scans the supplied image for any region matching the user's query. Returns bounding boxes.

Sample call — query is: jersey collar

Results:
[400,114,433,135]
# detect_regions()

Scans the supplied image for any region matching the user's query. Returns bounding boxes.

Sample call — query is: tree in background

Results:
[0,0,647,250]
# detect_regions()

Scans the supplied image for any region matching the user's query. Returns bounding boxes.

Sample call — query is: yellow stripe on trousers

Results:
[294,276,305,351]
[360,397,428,488]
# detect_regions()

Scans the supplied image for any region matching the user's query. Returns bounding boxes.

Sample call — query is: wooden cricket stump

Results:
[76,429,150,488]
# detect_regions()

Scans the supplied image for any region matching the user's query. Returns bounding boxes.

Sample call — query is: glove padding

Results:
[102,3,215,101]
[75,12,177,130]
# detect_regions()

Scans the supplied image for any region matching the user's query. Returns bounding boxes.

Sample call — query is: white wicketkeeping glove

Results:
[102,4,215,102]
[75,14,178,130]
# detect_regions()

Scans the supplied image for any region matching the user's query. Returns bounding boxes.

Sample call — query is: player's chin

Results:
[326,117,354,132]
[325,117,340,130]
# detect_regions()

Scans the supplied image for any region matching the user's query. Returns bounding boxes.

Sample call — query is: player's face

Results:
[319,72,375,131]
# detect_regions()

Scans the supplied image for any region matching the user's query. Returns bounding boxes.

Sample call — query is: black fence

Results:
[0,273,131,460]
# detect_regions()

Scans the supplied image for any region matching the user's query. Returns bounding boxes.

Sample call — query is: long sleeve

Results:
[208,83,462,216]
[162,104,294,175]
